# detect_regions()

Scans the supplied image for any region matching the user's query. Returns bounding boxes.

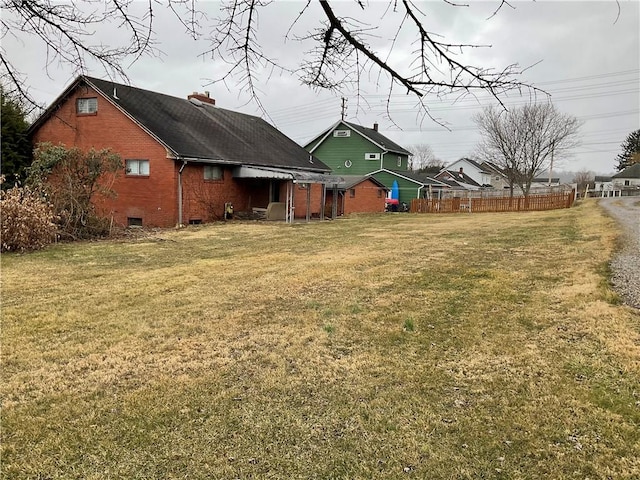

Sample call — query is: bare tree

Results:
[474,103,581,197]
[407,144,444,172]
[1,0,539,118]
[572,169,593,194]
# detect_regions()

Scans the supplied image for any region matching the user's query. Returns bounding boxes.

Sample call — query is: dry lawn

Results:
[1,200,639,479]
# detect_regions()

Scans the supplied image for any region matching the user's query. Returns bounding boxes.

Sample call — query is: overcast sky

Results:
[5,0,639,174]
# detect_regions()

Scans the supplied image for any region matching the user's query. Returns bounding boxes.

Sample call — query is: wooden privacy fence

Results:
[411,190,575,214]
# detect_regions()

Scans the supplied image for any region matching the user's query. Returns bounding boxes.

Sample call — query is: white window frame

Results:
[333,130,351,138]
[397,156,402,167]
[204,165,223,180]
[77,97,98,114]
[365,153,380,161]
[126,159,150,176]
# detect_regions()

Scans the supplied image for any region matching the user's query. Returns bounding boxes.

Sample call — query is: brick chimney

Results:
[187,91,216,105]
[373,122,379,132]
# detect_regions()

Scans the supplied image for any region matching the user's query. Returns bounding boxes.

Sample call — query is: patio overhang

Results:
[233,165,343,185]
[232,165,343,223]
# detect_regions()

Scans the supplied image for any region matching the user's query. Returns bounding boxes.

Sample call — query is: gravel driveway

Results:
[598,197,640,309]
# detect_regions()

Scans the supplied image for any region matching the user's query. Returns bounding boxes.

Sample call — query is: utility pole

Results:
[548,140,555,187]
[341,97,347,120]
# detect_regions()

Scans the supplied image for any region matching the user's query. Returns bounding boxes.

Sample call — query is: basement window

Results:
[204,165,223,180]
[126,159,150,176]
[127,217,143,227]
[189,219,202,225]
[77,97,98,115]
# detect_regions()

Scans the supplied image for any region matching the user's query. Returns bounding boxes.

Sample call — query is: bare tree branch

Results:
[3,0,619,129]
[1,0,158,109]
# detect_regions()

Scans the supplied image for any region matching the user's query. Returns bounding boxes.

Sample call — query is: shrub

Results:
[1,177,57,252]
[28,143,122,240]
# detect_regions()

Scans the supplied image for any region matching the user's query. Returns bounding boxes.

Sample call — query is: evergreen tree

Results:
[1,89,31,188]
[615,130,640,171]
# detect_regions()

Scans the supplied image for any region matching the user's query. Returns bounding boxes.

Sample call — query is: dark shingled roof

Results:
[436,170,481,187]
[334,175,388,190]
[386,169,447,186]
[344,122,412,155]
[594,176,612,182]
[32,76,329,173]
[533,177,560,183]
[612,163,640,179]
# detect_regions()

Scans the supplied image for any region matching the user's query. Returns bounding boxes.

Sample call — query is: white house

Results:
[479,160,510,190]
[593,175,614,196]
[446,158,494,187]
[612,164,640,191]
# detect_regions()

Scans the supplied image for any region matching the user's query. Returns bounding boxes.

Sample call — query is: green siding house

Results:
[305,120,411,173]
[304,120,429,203]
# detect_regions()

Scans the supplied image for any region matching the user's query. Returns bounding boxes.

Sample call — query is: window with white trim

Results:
[365,153,380,161]
[126,159,150,176]
[397,156,402,167]
[204,165,223,180]
[333,130,351,137]
[77,97,98,114]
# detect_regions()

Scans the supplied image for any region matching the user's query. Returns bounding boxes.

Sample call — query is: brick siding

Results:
[32,86,178,227]
[343,179,386,215]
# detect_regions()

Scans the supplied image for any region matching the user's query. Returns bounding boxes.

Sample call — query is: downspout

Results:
[177,160,187,226]
[285,181,290,223]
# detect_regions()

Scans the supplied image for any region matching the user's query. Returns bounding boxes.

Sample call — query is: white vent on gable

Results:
[333,130,351,138]
[365,153,380,160]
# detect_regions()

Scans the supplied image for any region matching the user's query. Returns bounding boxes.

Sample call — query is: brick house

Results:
[324,175,389,216]
[28,76,340,227]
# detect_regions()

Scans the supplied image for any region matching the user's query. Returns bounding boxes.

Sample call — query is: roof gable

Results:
[449,157,489,174]
[306,120,411,155]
